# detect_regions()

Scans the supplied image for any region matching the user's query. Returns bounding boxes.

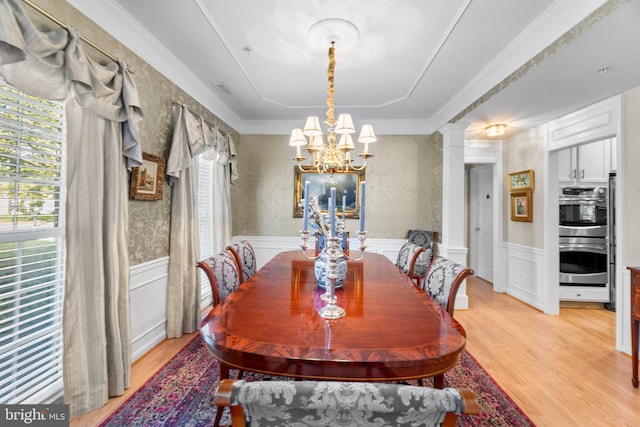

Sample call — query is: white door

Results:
[470,165,494,282]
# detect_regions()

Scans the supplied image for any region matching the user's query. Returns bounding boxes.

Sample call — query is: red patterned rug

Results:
[100,335,534,426]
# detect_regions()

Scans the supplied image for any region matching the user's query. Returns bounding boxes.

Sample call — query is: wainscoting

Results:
[504,242,545,311]
[130,256,169,361]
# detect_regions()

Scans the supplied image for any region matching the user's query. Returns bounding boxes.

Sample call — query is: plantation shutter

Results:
[197,156,214,305]
[0,79,66,403]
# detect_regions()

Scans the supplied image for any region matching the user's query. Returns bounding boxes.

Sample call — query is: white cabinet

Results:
[558,138,614,185]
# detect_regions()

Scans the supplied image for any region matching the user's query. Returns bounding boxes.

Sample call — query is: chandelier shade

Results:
[289,39,375,175]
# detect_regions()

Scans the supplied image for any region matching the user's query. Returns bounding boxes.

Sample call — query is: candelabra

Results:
[300,228,367,319]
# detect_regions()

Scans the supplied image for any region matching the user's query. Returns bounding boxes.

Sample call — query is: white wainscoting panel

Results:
[504,242,545,310]
[130,256,169,361]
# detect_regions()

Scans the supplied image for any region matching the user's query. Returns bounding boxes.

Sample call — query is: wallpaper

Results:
[233,134,442,239]
[32,0,239,266]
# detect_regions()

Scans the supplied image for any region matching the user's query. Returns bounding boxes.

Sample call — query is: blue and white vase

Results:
[314,250,347,289]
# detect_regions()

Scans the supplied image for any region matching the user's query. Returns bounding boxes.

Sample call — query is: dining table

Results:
[200,249,467,384]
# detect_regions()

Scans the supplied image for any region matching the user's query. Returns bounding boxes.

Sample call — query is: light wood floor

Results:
[71,277,640,426]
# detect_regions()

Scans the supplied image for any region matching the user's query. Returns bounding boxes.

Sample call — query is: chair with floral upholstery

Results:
[197,250,243,427]
[214,379,479,427]
[423,255,474,317]
[407,230,437,286]
[396,242,428,288]
[226,240,257,284]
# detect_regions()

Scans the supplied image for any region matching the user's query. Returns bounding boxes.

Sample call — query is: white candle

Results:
[302,180,310,231]
[359,181,366,232]
[342,195,346,221]
[330,187,337,237]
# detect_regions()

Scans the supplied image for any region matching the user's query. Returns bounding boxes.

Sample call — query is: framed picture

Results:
[510,191,533,222]
[293,167,365,218]
[508,169,535,191]
[130,152,165,201]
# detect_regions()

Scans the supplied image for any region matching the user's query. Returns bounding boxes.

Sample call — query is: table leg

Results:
[633,318,639,388]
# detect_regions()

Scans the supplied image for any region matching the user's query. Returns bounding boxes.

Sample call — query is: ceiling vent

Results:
[212,82,233,96]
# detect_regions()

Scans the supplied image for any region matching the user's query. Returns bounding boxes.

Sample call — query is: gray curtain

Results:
[166,105,237,337]
[0,0,142,417]
[166,105,200,338]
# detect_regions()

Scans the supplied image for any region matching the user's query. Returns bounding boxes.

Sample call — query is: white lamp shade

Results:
[334,113,355,134]
[289,128,307,146]
[302,116,323,136]
[357,124,377,143]
[337,134,355,150]
[309,135,325,149]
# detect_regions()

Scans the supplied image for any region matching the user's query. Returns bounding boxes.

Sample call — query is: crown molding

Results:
[66,0,242,131]
[429,0,609,128]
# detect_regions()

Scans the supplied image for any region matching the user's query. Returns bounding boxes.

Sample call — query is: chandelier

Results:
[289,41,376,175]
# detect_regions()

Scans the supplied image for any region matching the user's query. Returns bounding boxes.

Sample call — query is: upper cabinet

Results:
[558,138,615,185]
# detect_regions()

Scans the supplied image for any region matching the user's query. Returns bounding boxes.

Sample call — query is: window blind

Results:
[0,79,66,404]
[197,157,214,306]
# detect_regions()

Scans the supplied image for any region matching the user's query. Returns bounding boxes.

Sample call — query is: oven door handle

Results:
[558,243,607,254]
[559,199,606,207]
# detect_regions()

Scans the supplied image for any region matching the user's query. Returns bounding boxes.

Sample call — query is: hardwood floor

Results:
[71,277,640,426]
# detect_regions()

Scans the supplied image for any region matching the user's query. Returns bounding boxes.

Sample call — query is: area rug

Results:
[100,335,535,426]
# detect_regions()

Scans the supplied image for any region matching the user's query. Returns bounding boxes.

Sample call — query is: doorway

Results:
[469,165,494,282]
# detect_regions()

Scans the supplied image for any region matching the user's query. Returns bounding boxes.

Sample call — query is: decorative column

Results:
[439,122,470,309]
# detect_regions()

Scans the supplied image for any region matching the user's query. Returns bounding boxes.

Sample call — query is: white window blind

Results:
[197,156,214,306]
[0,79,66,404]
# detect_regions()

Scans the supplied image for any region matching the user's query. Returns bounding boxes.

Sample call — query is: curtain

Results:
[166,105,200,338]
[166,105,237,337]
[0,0,143,417]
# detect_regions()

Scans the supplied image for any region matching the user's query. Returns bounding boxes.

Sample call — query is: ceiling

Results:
[70,0,640,139]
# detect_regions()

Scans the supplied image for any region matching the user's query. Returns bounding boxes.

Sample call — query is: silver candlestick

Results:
[300,230,368,319]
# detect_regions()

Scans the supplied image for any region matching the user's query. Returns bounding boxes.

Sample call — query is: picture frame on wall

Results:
[293,167,364,218]
[510,191,533,222]
[507,169,535,191]
[130,152,165,201]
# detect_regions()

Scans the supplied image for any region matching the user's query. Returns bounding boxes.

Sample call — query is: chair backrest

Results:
[396,242,426,286]
[226,240,257,284]
[407,229,437,265]
[196,250,240,306]
[424,256,474,316]
[215,379,479,427]
[407,230,437,250]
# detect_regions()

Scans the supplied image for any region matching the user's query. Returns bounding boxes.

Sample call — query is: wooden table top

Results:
[200,250,466,381]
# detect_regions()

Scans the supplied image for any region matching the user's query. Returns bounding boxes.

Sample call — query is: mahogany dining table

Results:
[200,249,467,384]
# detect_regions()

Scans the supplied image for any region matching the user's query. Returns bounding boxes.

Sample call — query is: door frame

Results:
[464,140,506,293]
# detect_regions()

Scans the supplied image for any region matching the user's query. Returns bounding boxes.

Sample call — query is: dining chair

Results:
[423,255,474,317]
[395,242,428,288]
[197,250,243,427]
[407,230,437,284]
[226,240,257,284]
[214,379,479,427]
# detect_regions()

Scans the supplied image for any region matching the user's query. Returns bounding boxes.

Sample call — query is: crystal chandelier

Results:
[289,42,376,175]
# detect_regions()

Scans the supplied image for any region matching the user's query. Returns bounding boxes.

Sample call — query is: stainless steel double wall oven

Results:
[559,186,608,289]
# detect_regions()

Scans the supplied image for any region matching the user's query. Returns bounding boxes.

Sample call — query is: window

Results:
[0,79,66,403]
[197,157,214,306]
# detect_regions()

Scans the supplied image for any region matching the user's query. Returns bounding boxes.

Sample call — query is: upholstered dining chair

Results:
[396,242,428,288]
[214,379,479,427]
[197,250,244,427]
[226,240,257,284]
[407,230,437,284]
[423,255,474,317]
[197,250,241,306]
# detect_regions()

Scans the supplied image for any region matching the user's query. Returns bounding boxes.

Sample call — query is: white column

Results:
[439,123,470,309]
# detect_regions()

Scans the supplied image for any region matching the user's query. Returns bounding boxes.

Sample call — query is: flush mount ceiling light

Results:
[486,124,507,137]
